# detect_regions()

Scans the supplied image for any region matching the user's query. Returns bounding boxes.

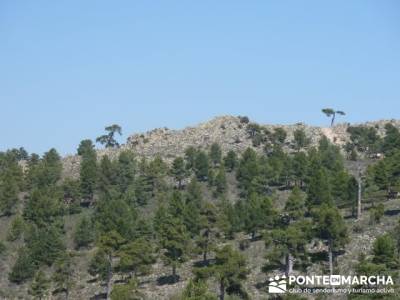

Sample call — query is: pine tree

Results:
[23,187,63,226]
[354,234,398,290]
[314,204,348,275]
[89,248,112,293]
[285,186,306,222]
[209,143,222,166]
[171,157,187,189]
[147,155,168,192]
[184,146,197,171]
[133,174,152,206]
[246,122,262,138]
[347,125,381,154]
[386,150,400,193]
[181,279,217,300]
[293,128,310,151]
[122,184,137,208]
[346,176,359,218]
[321,108,345,127]
[223,150,237,172]
[153,202,169,237]
[217,197,236,239]
[264,186,310,276]
[372,160,389,192]
[266,221,311,276]
[369,203,385,224]
[27,224,66,266]
[25,155,40,188]
[266,145,288,186]
[382,123,400,156]
[7,147,29,161]
[168,190,186,216]
[134,217,153,241]
[78,139,97,200]
[350,148,358,161]
[159,213,190,281]
[98,155,118,193]
[194,151,209,181]
[53,252,75,300]
[207,167,215,186]
[271,127,287,145]
[117,238,156,277]
[74,215,95,249]
[307,167,332,207]
[231,199,247,233]
[372,234,396,266]
[392,219,400,256]
[95,191,137,239]
[186,177,203,206]
[96,124,122,148]
[183,177,203,236]
[292,152,308,187]
[9,246,36,283]
[214,165,227,196]
[318,136,344,172]
[236,148,259,194]
[331,170,352,206]
[0,174,19,216]
[244,194,274,240]
[184,199,202,237]
[29,148,62,188]
[90,231,124,300]
[211,245,248,300]
[29,270,50,300]
[110,278,143,300]
[7,214,25,241]
[355,255,390,294]
[116,151,137,192]
[197,202,218,263]
[62,178,82,213]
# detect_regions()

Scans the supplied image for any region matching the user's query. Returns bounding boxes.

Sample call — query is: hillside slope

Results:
[1,115,400,300]
[62,115,400,178]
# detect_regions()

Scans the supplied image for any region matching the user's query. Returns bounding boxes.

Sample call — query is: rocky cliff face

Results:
[61,115,400,178]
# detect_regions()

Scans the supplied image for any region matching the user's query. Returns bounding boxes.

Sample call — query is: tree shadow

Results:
[193,259,214,268]
[250,235,263,242]
[226,283,250,299]
[52,287,66,296]
[255,280,268,291]
[80,200,92,208]
[89,292,107,300]
[139,278,153,285]
[335,249,346,256]
[261,262,283,274]
[114,278,126,284]
[384,209,400,217]
[344,214,356,220]
[157,274,180,286]
[310,251,328,263]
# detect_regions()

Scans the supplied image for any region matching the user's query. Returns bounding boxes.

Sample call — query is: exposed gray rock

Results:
[61,116,400,178]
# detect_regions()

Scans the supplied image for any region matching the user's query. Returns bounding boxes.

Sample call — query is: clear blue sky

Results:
[1,1,399,155]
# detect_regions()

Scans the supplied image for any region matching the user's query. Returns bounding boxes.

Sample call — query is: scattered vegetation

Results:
[0,119,400,299]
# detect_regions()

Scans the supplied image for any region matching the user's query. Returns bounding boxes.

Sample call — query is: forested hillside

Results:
[1,116,400,300]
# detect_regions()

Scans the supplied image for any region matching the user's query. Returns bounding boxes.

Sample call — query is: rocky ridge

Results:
[61,115,400,178]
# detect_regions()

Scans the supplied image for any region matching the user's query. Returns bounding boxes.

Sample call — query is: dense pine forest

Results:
[1,116,400,300]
